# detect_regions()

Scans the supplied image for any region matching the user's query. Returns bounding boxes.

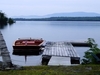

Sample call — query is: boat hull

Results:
[13,46,43,55]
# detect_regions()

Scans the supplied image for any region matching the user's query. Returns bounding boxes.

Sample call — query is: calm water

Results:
[0,21,100,66]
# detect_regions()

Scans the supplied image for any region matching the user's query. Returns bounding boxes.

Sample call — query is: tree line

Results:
[14,17,100,21]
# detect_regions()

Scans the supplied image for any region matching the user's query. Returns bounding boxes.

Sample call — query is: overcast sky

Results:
[0,0,100,17]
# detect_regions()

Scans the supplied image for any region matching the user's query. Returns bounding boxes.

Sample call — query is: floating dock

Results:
[42,41,80,66]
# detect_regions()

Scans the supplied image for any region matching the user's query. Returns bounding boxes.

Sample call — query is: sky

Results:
[0,0,100,17]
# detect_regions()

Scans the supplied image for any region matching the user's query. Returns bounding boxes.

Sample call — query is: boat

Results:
[13,38,45,55]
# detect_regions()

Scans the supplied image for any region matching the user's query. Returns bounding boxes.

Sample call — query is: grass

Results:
[0,65,100,75]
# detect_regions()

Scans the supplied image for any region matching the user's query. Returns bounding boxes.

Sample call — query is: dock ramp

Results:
[48,56,71,66]
[0,31,13,68]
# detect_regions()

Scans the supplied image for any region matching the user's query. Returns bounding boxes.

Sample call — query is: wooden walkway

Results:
[0,31,13,67]
[42,41,80,65]
[43,41,79,57]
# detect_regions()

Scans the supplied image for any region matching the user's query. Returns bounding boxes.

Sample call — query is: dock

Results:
[0,31,13,68]
[42,41,80,66]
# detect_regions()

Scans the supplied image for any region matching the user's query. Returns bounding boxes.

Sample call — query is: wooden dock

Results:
[0,31,13,68]
[42,41,80,66]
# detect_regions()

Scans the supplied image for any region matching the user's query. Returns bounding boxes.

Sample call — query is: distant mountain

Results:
[45,12,100,17]
[12,12,100,18]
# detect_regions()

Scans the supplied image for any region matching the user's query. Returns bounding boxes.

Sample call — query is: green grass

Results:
[0,65,100,75]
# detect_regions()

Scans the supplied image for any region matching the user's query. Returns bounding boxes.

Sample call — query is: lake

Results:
[0,21,100,66]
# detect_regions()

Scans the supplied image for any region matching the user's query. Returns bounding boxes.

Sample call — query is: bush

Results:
[82,38,100,64]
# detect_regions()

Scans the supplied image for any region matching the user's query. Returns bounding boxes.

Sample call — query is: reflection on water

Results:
[0,21,100,66]
[0,23,14,30]
[0,24,7,29]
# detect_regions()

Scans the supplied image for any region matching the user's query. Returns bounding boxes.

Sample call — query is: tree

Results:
[0,11,8,25]
[8,18,15,25]
[0,11,15,26]
[81,38,100,64]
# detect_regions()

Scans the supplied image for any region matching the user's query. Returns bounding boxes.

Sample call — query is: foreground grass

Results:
[0,65,100,75]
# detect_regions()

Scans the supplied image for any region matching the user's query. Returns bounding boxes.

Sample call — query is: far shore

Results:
[13,17,100,21]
